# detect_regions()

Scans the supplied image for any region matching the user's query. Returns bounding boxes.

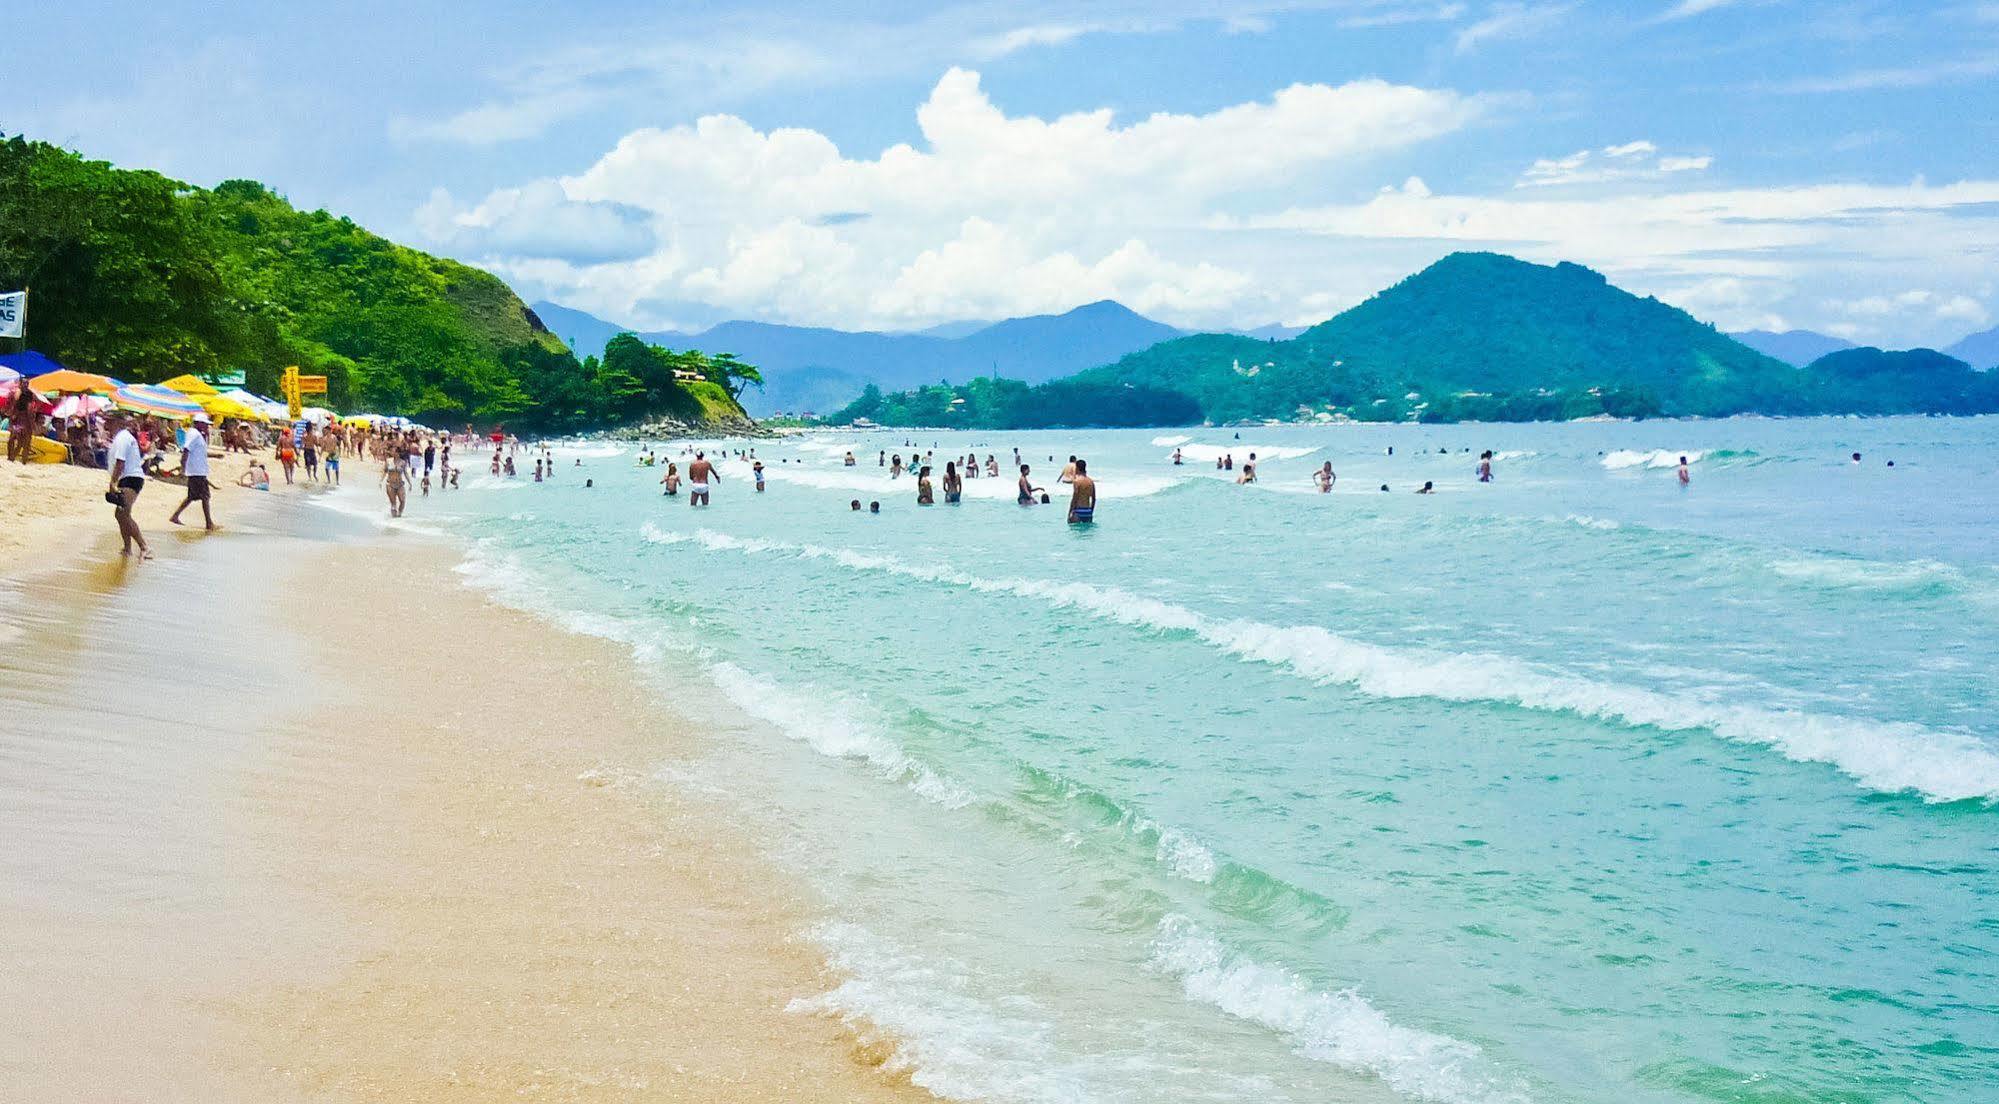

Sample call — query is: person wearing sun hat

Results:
[169,412,218,531]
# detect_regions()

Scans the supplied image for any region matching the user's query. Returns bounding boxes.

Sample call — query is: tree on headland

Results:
[0,134,757,432]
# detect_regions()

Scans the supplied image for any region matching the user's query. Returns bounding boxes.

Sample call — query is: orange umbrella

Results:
[29,369,120,395]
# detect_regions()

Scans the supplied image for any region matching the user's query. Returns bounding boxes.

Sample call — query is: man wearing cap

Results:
[169,413,219,531]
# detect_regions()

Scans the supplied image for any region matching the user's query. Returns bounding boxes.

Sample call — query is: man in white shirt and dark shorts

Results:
[103,412,152,559]
[169,413,218,531]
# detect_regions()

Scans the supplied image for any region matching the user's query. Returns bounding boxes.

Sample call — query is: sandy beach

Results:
[0,448,281,566]
[0,462,930,1103]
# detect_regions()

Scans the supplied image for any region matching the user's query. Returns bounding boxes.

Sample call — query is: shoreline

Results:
[0,475,931,1102]
[0,447,304,571]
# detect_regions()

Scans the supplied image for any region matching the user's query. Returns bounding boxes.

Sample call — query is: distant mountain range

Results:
[843,252,1999,427]
[1728,329,1856,367]
[528,300,1317,416]
[535,262,1994,423]
[1732,326,1999,371]
[1945,324,1999,370]
[533,299,1190,415]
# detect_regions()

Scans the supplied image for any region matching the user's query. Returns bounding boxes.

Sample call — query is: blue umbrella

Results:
[0,350,67,378]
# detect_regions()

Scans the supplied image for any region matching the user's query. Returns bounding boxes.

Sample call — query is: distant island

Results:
[0,135,756,435]
[829,253,1999,428]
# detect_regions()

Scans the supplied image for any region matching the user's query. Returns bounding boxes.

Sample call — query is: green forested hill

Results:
[1800,346,1995,413]
[0,136,755,432]
[1053,252,1999,425]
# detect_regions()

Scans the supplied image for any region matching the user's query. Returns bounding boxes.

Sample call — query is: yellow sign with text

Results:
[282,365,301,419]
[297,375,327,395]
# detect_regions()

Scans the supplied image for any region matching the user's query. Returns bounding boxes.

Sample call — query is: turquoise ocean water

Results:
[328,416,1999,1104]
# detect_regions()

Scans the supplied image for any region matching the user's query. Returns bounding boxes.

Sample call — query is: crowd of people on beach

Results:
[7,379,1736,560]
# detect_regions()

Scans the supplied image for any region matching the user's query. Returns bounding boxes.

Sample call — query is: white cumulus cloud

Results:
[425,67,1482,330]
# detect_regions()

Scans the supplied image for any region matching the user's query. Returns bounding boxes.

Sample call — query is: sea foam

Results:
[1601,449,1698,470]
[641,525,1999,804]
[1150,916,1529,1104]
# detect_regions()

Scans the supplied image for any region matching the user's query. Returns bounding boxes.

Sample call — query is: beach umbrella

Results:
[0,364,17,402]
[159,373,220,396]
[198,394,265,422]
[30,368,120,396]
[52,394,112,419]
[113,383,203,420]
[0,350,68,378]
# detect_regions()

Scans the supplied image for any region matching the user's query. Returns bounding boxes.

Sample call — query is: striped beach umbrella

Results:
[113,383,204,420]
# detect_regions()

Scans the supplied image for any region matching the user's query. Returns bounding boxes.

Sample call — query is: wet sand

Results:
[0,506,930,1102]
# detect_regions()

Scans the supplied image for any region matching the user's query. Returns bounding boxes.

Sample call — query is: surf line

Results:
[636,524,1999,804]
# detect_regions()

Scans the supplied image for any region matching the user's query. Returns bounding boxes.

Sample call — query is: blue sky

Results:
[12,1,1999,345]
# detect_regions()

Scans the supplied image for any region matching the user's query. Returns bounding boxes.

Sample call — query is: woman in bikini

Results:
[382,449,408,517]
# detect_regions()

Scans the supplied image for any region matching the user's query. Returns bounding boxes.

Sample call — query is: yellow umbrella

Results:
[160,374,220,396]
[198,394,265,422]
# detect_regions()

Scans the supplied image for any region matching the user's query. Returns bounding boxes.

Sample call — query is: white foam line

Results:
[456,536,975,810]
[639,524,1999,804]
[1151,916,1530,1104]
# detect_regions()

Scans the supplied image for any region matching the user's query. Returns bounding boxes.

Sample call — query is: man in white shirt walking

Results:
[103,412,151,560]
[169,413,218,531]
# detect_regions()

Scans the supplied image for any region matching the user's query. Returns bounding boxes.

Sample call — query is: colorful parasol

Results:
[113,383,204,420]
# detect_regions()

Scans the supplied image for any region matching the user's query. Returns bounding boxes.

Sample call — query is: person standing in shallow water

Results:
[1017,464,1045,506]
[916,466,934,504]
[1678,456,1691,486]
[688,452,717,506]
[1067,459,1095,524]
[942,460,962,504]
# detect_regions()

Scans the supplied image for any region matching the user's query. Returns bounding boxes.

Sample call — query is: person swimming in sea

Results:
[1067,459,1095,524]
[1059,455,1078,484]
[1236,461,1257,484]
[1415,481,1434,494]
[891,454,904,479]
[845,451,856,466]
[851,499,861,511]
[869,500,880,514]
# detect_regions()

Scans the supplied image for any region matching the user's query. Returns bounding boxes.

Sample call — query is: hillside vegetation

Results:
[0,136,754,432]
[1057,252,1999,424]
